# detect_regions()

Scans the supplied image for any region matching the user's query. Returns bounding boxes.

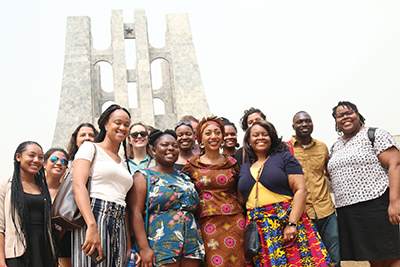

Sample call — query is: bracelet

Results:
[288,222,297,227]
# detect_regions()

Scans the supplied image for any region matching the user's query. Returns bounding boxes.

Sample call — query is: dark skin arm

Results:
[127,172,156,267]
[283,174,307,243]
[378,146,400,225]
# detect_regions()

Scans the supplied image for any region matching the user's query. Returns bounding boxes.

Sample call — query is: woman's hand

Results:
[282,225,297,243]
[388,201,400,225]
[135,252,141,266]
[140,247,156,267]
[81,224,103,259]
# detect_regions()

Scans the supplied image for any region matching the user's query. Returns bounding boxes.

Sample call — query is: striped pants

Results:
[72,198,127,267]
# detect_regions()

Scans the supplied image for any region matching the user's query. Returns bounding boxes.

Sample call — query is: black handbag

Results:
[51,145,97,230]
[243,156,270,258]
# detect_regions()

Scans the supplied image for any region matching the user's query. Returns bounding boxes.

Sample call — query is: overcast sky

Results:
[1,0,400,179]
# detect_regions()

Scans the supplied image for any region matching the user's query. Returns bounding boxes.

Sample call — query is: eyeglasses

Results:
[49,156,68,166]
[130,131,148,138]
[335,110,355,119]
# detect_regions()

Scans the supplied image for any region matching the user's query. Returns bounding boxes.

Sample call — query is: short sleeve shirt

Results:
[328,128,399,208]
[75,142,133,206]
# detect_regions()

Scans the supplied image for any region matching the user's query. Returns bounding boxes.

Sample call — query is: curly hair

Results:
[11,141,58,266]
[67,123,98,160]
[331,101,365,132]
[243,121,288,163]
[239,107,266,131]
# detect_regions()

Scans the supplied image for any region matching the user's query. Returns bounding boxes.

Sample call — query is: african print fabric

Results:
[247,201,333,267]
[198,213,251,267]
[145,169,205,266]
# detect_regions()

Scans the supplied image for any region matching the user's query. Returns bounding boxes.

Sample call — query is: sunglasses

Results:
[130,131,148,138]
[49,156,68,166]
[175,121,193,131]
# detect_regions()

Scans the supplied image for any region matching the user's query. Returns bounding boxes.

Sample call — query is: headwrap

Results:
[196,115,225,145]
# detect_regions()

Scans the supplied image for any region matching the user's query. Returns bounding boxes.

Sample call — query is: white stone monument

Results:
[52,9,210,148]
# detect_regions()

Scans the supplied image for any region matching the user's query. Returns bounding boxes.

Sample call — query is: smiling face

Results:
[76,126,96,148]
[224,125,237,148]
[176,125,195,152]
[293,112,313,139]
[153,134,179,167]
[44,151,68,180]
[202,124,223,153]
[249,124,271,156]
[128,124,148,149]
[335,105,361,136]
[16,144,44,177]
[104,109,131,143]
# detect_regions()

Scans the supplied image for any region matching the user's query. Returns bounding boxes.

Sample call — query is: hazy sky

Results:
[1,0,400,179]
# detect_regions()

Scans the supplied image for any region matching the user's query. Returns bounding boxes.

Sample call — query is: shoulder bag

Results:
[244,156,270,259]
[51,144,97,230]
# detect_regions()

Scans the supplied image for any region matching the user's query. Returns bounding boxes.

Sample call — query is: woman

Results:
[129,129,204,267]
[182,116,248,267]
[72,104,138,266]
[126,122,154,174]
[0,141,58,267]
[44,148,69,200]
[221,117,239,157]
[67,123,99,160]
[238,121,332,267]
[59,123,98,267]
[328,101,400,266]
[174,121,196,171]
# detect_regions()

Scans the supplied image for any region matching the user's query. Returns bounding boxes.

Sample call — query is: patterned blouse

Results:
[182,155,244,219]
[328,127,399,208]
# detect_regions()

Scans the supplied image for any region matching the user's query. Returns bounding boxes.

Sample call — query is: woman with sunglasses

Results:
[182,116,249,267]
[129,129,204,267]
[127,122,154,174]
[43,148,69,200]
[328,101,400,265]
[0,141,58,267]
[174,121,195,171]
[238,121,332,267]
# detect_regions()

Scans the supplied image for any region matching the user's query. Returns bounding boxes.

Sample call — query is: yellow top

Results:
[246,166,292,210]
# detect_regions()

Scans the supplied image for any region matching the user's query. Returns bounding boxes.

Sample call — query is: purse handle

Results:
[254,156,270,208]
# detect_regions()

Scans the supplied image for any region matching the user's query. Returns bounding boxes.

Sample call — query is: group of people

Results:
[0,101,399,267]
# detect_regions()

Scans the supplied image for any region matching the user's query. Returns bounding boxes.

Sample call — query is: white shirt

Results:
[75,142,133,206]
[328,128,399,208]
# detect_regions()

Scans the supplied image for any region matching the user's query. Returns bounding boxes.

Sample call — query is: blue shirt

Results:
[127,155,153,175]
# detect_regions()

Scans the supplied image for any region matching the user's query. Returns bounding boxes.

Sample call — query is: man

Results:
[289,111,340,267]
[234,107,266,167]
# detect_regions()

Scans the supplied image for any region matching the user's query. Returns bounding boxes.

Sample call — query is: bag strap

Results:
[254,156,271,208]
[242,148,246,164]
[286,141,294,155]
[139,169,150,234]
[368,127,377,148]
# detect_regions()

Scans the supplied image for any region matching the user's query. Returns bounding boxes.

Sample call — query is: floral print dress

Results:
[144,169,205,266]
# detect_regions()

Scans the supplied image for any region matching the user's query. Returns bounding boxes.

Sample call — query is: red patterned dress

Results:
[182,155,249,267]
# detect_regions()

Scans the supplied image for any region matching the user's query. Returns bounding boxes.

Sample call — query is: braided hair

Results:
[331,101,365,132]
[11,141,58,266]
[96,104,131,172]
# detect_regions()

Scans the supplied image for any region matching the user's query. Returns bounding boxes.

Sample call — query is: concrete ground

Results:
[342,261,369,267]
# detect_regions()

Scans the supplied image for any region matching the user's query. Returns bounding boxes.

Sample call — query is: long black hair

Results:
[243,121,288,163]
[96,104,131,172]
[11,141,58,266]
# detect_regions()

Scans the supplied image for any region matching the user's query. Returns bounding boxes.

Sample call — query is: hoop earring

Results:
[199,143,205,149]
[221,142,225,147]
[336,129,343,136]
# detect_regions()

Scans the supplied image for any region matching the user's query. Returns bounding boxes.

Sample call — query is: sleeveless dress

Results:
[145,169,205,266]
